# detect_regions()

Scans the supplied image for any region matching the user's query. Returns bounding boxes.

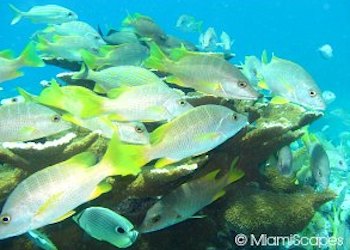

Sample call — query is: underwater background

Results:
[0,0,350,250]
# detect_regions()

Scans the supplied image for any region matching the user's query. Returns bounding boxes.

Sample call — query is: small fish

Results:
[73,207,139,248]
[0,43,44,84]
[310,143,330,190]
[98,26,139,45]
[37,82,193,122]
[277,145,293,176]
[0,136,138,239]
[27,230,57,250]
[122,13,167,44]
[62,114,150,144]
[144,43,259,100]
[0,102,71,142]
[36,35,100,62]
[81,43,149,69]
[72,64,164,93]
[111,104,248,170]
[198,27,217,51]
[139,159,244,233]
[218,31,234,52]
[257,53,326,110]
[176,14,203,33]
[38,21,105,47]
[322,90,336,105]
[9,4,78,25]
[0,95,25,105]
[318,44,333,59]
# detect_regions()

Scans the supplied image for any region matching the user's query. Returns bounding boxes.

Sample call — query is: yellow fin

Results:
[166,75,186,87]
[271,96,290,105]
[227,158,245,184]
[35,192,64,218]
[61,113,84,127]
[0,49,14,59]
[20,126,38,135]
[17,87,37,102]
[154,158,178,168]
[93,84,107,94]
[212,190,226,202]
[201,169,221,182]
[257,80,269,90]
[61,152,97,169]
[150,122,171,144]
[88,181,113,201]
[194,132,220,142]
[51,210,76,224]
[107,86,131,99]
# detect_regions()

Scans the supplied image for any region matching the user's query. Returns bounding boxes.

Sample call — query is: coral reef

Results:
[0,165,24,202]
[223,185,336,235]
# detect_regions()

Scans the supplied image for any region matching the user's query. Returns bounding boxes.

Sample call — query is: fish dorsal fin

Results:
[107,86,131,99]
[212,190,226,202]
[17,87,37,102]
[201,169,221,182]
[88,180,113,201]
[0,49,14,59]
[170,44,191,61]
[51,210,76,224]
[261,50,269,64]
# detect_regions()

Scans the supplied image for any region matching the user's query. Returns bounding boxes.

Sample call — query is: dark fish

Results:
[310,143,330,190]
[98,26,139,45]
[277,145,293,176]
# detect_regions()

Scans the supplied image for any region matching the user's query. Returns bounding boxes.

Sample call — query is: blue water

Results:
[0,1,350,249]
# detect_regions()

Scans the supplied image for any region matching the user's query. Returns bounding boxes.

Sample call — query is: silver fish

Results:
[310,143,330,190]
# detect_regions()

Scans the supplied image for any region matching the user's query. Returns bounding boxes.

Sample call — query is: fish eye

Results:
[232,114,238,121]
[11,97,18,103]
[67,12,74,17]
[115,227,126,234]
[309,90,317,97]
[0,215,11,224]
[151,215,161,223]
[134,126,144,133]
[177,99,187,106]
[51,115,61,123]
[339,160,343,166]
[237,80,247,88]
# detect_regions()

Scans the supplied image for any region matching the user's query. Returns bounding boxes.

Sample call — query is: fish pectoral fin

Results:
[166,75,186,87]
[212,190,226,202]
[257,80,269,90]
[194,132,220,142]
[35,192,64,219]
[107,113,126,121]
[20,126,38,136]
[88,181,113,201]
[270,96,290,105]
[147,106,166,115]
[93,84,107,94]
[190,215,207,219]
[107,86,131,99]
[51,210,76,224]
[154,158,178,168]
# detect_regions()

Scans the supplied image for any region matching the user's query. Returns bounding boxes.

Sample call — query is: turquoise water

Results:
[0,1,349,249]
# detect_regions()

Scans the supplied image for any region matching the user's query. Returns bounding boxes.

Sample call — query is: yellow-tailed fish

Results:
[72,64,165,93]
[256,53,326,110]
[73,207,139,248]
[9,4,78,25]
[36,35,100,62]
[144,43,259,100]
[139,159,244,233]
[81,43,149,69]
[122,13,167,44]
[38,82,193,122]
[111,104,248,169]
[0,43,44,84]
[0,102,71,142]
[0,135,139,240]
[62,113,150,144]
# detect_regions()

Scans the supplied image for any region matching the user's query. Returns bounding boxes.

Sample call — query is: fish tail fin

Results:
[99,134,150,176]
[81,49,98,69]
[143,42,171,72]
[196,21,204,32]
[19,42,45,67]
[9,4,22,25]
[35,35,50,52]
[226,157,245,185]
[72,63,89,80]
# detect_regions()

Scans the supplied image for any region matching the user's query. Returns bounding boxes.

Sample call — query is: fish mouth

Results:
[130,230,139,242]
